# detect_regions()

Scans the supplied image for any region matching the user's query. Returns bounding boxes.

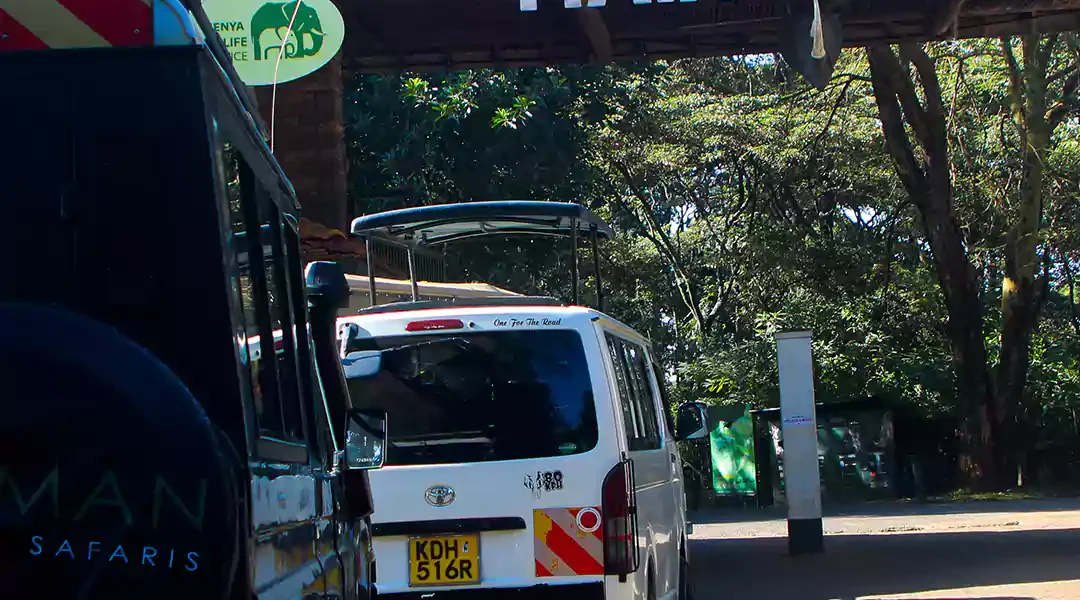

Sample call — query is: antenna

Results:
[269,0,305,152]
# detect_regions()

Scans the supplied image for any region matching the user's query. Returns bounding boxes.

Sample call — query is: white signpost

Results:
[775,330,823,555]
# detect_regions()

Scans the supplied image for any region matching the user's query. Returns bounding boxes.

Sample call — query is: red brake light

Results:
[601,459,639,576]
[405,319,464,332]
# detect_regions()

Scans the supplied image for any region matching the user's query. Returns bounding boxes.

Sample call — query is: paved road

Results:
[688,499,1080,600]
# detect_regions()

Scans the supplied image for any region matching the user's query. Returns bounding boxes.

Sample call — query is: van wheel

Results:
[678,547,694,600]
[647,566,657,600]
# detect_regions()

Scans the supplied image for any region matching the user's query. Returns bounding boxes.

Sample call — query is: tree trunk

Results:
[998,35,1054,489]
[866,43,1002,491]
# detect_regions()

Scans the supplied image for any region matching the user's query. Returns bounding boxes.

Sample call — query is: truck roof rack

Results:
[349,201,611,311]
[352,296,568,316]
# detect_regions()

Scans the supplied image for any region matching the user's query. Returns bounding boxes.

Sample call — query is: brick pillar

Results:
[254,51,348,234]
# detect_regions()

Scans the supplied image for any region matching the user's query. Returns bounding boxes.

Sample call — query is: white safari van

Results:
[338,202,707,599]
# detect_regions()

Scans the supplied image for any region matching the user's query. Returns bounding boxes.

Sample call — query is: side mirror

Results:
[305,261,350,312]
[342,350,382,380]
[675,402,709,441]
[344,408,387,470]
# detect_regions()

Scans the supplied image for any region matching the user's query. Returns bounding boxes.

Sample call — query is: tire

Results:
[0,303,240,597]
[678,547,695,600]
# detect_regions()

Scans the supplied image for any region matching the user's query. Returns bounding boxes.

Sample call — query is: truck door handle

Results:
[670,454,677,464]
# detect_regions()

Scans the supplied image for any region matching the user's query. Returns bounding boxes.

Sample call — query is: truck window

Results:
[346,330,598,466]
[220,140,260,413]
[260,203,305,440]
[221,139,307,446]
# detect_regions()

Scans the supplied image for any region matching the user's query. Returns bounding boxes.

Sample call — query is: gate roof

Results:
[342,0,1080,72]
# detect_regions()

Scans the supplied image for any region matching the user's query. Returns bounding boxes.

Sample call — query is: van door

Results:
[652,360,687,553]
[604,334,678,598]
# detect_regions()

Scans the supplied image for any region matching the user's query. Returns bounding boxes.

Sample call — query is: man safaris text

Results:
[29,536,199,571]
[1,466,205,572]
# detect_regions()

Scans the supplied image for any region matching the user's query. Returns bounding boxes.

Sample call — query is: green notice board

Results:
[710,405,757,495]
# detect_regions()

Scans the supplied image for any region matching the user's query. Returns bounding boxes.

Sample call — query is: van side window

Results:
[607,335,641,447]
[653,362,676,438]
[625,343,661,449]
[606,334,662,451]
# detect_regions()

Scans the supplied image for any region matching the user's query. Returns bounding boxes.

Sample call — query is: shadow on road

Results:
[690,527,1080,600]
[690,498,1080,525]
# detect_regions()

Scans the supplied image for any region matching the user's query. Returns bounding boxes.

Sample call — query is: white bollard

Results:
[775,330,824,555]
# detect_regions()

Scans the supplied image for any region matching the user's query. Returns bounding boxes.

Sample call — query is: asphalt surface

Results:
[687,499,1080,600]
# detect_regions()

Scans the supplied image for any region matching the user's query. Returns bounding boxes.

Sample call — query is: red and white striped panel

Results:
[533,506,605,577]
[0,0,153,51]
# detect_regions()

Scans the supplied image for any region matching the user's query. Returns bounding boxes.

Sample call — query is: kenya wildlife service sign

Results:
[201,0,345,86]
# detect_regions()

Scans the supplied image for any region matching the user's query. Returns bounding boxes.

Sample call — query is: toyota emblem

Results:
[425,485,455,507]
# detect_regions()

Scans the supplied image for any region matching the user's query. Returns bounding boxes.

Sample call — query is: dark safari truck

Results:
[0,0,388,598]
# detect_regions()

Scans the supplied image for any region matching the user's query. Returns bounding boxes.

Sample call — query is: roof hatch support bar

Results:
[407,248,420,301]
[366,234,377,306]
[591,224,603,312]
[570,217,579,305]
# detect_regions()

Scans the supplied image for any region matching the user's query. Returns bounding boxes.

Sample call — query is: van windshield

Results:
[346,329,598,466]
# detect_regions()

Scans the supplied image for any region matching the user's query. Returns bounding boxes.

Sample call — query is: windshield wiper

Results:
[392,436,493,447]
[392,430,493,447]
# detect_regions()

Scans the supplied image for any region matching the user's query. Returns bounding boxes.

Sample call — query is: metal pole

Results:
[407,247,419,301]
[366,235,377,307]
[591,224,603,311]
[570,218,579,305]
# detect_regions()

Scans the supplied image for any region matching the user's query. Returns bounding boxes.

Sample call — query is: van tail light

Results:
[601,459,639,577]
[405,319,464,332]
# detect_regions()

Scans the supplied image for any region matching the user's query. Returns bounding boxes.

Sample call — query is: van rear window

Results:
[346,329,598,466]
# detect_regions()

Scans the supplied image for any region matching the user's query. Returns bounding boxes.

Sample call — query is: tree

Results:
[998,34,1080,484]
[865,43,1001,489]
[342,48,1080,491]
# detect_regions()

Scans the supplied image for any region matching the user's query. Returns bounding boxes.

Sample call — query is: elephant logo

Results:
[250,0,325,61]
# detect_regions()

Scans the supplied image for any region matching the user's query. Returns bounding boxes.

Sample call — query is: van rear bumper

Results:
[376,582,604,599]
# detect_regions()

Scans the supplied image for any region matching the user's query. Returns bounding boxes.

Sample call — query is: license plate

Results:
[408,534,480,586]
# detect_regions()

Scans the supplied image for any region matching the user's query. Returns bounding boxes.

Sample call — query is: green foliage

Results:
[342,43,1080,462]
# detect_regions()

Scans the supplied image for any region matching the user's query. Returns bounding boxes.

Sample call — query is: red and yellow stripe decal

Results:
[533,507,604,577]
[0,0,152,51]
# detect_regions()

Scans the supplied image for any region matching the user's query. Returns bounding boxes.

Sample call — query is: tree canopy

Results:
[343,37,1080,490]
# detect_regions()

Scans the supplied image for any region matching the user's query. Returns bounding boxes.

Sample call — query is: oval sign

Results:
[201,0,345,86]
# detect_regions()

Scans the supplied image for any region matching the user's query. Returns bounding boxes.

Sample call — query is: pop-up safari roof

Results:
[350,201,613,245]
[348,201,612,309]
